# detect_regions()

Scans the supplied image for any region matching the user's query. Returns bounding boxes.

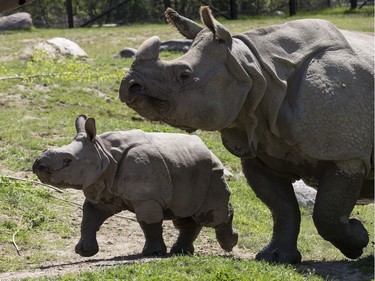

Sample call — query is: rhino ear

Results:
[200,6,232,49]
[135,36,161,61]
[85,118,96,141]
[75,115,87,134]
[165,8,203,39]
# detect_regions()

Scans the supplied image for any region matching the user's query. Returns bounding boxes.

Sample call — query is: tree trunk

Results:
[66,0,74,28]
[289,0,296,16]
[230,0,237,19]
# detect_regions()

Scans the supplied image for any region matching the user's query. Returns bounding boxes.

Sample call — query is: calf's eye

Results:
[63,159,72,167]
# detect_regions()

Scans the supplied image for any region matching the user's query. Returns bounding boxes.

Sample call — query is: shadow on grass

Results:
[38,253,169,270]
[296,255,374,281]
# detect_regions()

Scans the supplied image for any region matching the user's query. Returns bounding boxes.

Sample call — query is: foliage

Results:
[5,0,371,27]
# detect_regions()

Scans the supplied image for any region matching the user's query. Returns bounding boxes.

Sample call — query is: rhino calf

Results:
[33,115,238,257]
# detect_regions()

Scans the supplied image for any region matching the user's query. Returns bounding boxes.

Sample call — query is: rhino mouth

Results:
[124,82,171,117]
[33,162,82,190]
[35,171,82,190]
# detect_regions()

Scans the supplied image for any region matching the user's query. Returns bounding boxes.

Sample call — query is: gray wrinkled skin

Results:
[33,115,238,257]
[119,7,374,263]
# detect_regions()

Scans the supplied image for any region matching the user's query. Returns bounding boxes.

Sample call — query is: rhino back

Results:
[238,19,374,176]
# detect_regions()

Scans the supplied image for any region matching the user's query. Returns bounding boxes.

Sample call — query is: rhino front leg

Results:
[75,199,115,257]
[313,161,369,259]
[215,203,238,252]
[135,200,166,256]
[242,158,302,264]
[170,217,202,255]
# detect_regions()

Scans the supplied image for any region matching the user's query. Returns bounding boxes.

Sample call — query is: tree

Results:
[289,0,296,15]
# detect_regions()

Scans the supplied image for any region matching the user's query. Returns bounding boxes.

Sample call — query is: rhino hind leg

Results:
[313,162,369,259]
[139,221,167,256]
[215,203,238,252]
[75,200,115,257]
[170,217,202,255]
[242,158,302,264]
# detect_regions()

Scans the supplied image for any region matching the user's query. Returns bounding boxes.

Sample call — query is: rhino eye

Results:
[63,158,72,167]
[180,71,191,80]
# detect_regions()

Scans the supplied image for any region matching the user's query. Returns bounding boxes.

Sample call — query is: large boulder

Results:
[21,37,88,60]
[0,12,32,31]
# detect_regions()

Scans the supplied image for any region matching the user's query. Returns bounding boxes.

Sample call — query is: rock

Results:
[115,40,192,59]
[21,37,88,60]
[293,180,317,209]
[160,39,192,53]
[46,37,88,57]
[274,10,285,16]
[0,12,32,31]
[114,47,137,58]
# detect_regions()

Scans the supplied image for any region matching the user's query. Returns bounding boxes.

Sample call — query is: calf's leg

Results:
[195,168,238,252]
[75,199,115,257]
[170,217,202,255]
[242,158,302,264]
[215,203,238,252]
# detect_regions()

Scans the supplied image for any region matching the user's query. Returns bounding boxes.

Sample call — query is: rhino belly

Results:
[166,164,212,218]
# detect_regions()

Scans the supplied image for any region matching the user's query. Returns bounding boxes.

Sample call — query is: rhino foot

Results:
[329,219,369,259]
[170,243,194,255]
[216,230,238,252]
[75,238,99,257]
[142,242,167,256]
[255,246,302,264]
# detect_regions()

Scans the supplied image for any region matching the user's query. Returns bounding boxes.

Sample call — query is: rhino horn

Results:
[135,36,161,61]
[75,114,87,134]
[200,6,232,49]
[165,7,203,39]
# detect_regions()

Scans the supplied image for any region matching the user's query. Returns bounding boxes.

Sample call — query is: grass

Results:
[0,176,72,272]
[0,7,373,280]
[34,256,325,281]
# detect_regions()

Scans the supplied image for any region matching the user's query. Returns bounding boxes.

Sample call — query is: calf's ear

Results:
[75,114,87,134]
[165,8,203,39]
[85,118,96,141]
[200,6,232,49]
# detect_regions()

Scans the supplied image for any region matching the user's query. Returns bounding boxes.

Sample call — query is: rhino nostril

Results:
[129,83,143,94]
[32,159,48,173]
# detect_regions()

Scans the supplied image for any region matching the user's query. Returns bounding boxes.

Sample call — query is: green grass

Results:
[32,256,325,281]
[0,7,373,280]
[0,176,72,272]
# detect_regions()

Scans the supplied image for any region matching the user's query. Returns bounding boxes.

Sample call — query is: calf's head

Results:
[119,7,253,132]
[33,115,110,189]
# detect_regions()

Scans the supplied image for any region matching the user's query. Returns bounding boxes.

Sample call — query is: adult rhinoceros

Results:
[119,6,374,263]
